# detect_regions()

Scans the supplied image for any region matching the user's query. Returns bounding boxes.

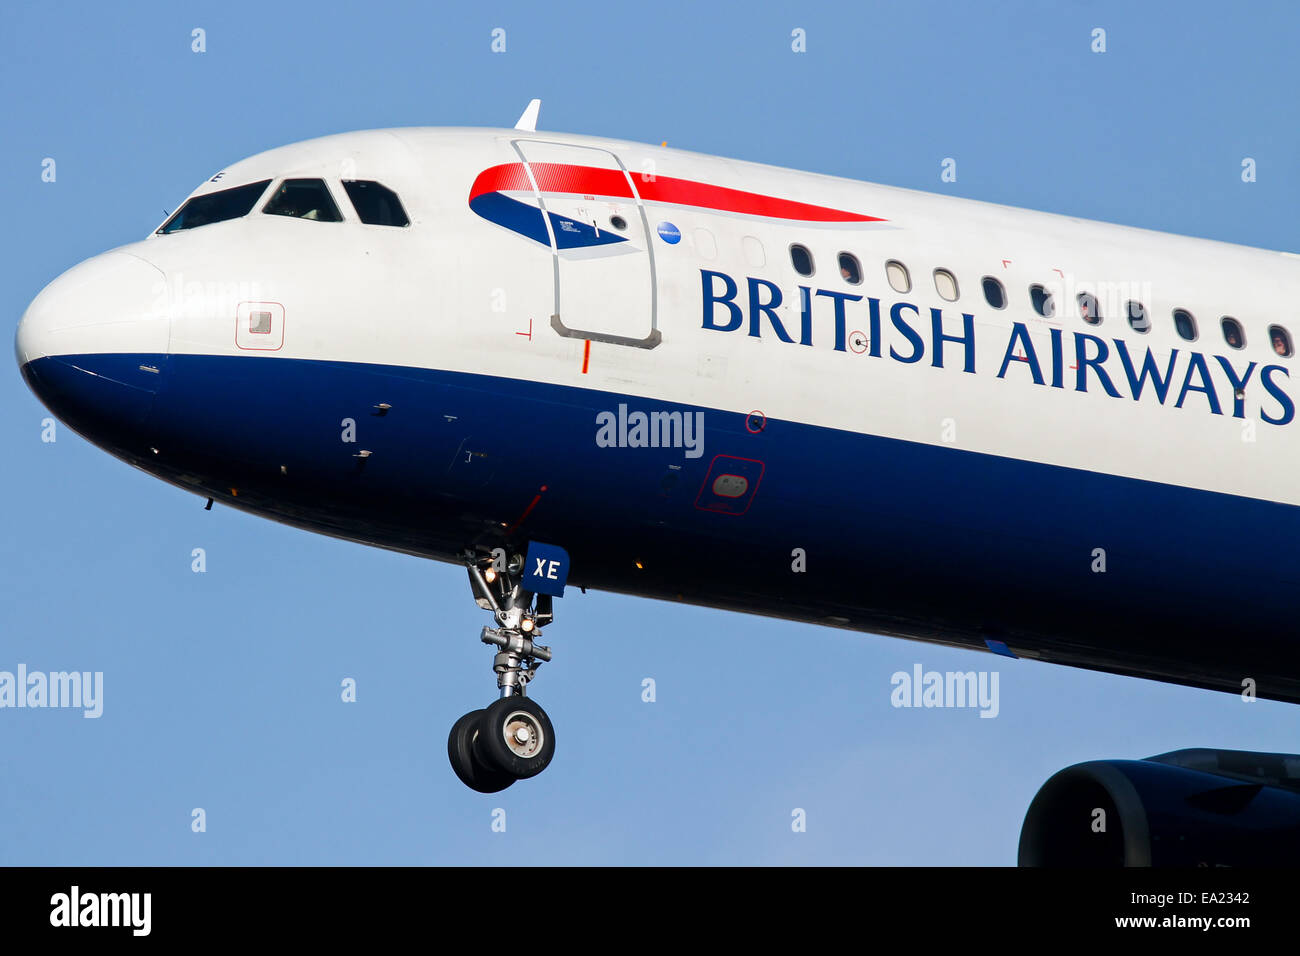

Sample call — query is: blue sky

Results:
[3,0,1299,865]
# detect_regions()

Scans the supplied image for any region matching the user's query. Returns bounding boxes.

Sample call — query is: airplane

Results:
[15,101,1300,864]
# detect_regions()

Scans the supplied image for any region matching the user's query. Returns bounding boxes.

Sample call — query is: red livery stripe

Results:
[637,174,882,223]
[468,162,883,224]
[529,163,631,201]
[467,163,536,199]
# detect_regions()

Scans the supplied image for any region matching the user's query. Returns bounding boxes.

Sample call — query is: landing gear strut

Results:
[447,551,557,792]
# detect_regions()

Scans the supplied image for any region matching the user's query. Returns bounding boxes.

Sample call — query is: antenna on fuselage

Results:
[514,99,541,132]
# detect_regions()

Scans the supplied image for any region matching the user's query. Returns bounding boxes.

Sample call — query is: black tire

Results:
[447,709,515,793]
[473,696,556,780]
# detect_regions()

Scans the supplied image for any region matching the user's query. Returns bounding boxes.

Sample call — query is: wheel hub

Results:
[503,712,543,758]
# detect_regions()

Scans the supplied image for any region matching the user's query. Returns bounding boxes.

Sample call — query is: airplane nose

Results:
[16,250,171,445]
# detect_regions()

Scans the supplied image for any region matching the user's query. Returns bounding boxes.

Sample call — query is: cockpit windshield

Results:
[263,179,343,221]
[342,180,409,226]
[157,180,272,234]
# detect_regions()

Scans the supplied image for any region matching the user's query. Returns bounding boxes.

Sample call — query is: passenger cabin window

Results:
[1173,308,1197,341]
[790,244,814,276]
[981,276,1006,310]
[1269,325,1293,357]
[157,180,272,234]
[694,227,717,260]
[1221,317,1245,350]
[1077,292,1102,325]
[933,269,959,302]
[343,180,409,226]
[838,253,862,285]
[264,179,342,221]
[885,260,911,293]
[1029,284,1055,318]
[1126,301,1150,333]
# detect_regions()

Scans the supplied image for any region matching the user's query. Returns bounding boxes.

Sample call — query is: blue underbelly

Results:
[28,351,1300,702]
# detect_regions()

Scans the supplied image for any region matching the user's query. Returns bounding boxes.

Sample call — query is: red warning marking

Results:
[581,339,591,374]
[849,330,869,354]
[1053,268,1064,278]
[1001,259,1011,269]
[507,486,547,535]
[516,318,533,340]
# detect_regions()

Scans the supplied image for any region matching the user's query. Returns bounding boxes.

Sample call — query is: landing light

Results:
[485,567,497,583]
[521,618,535,633]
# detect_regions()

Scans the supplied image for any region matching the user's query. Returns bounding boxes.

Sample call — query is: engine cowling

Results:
[1018,748,1300,866]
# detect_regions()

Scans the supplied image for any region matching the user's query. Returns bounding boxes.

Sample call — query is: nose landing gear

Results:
[447,552,558,792]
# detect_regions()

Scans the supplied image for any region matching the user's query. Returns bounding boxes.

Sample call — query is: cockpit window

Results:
[342,180,409,226]
[263,179,343,222]
[157,179,272,234]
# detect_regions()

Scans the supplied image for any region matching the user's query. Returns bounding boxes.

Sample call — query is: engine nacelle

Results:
[1018,748,1300,866]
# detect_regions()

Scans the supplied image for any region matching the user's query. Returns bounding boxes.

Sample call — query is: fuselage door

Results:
[513,140,660,348]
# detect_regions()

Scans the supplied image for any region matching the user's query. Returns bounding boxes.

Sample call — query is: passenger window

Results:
[790,244,814,276]
[694,227,717,260]
[838,253,862,285]
[981,276,1006,309]
[264,179,343,222]
[1221,317,1245,350]
[1173,308,1198,341]
[933,269,959,302]
[157,180,272,234]
[1126,301,1150,333]
[1029,284,1055,318]
[1077,292,1102,325]
[885,260,911,293]
[342,180,409,227]
[1269,324,1294,357]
